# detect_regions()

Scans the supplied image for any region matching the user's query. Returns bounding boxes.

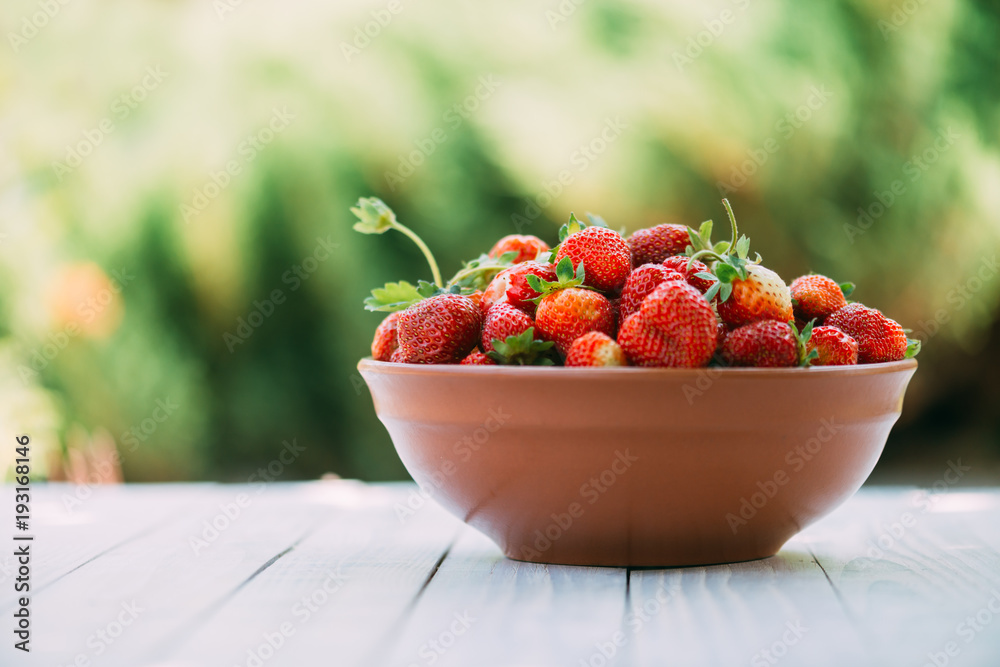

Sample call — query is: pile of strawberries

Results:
[354,197,920,368]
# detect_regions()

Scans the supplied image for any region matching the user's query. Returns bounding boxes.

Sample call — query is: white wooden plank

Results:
[805,487,1000,666]
[18,483,329,667]
[382,526,629,667]
[154,481,463,667]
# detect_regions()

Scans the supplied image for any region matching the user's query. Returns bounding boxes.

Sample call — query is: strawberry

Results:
[662,255,714,294]
[555,223,632,293]
[396,294,482,364]
[488,235,549,264]
[617,281,717,367]
[688,200,793,328]
[528,258,615,356]
[826,303,914,363]
[722,320,799,367]
[807,326,859,366]
[716,321,729,353]
[460,351,496,365]
[485,327,556,365]
[790,274,851,323]
[716,263,793,327]
[481,261,556,317]
[628,224,690,266]
[371,312,401,361]
[618,264,683,321]
[565,332,627,367]
[481,302,535,353]
[390,348,406,363]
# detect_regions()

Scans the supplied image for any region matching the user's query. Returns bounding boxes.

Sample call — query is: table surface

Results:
[2,482,999,667]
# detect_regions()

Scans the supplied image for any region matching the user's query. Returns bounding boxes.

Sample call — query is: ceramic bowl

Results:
[358,358,917,567]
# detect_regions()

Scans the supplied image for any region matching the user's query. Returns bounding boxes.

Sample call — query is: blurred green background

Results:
[1,0,998,485]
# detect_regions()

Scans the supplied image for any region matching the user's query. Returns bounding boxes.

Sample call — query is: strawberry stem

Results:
[721,198,739,254]
[393,222,443,288]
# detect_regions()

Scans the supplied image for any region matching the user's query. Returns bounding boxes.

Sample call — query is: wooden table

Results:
[3,482,999,666]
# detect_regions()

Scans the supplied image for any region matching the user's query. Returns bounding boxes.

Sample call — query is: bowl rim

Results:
[358,357,917,379]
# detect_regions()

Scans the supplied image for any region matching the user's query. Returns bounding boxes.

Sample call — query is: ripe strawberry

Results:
[617,281,717,367]
[396,294,482,364]
[790,274,850,323]
[481,261,556,317]
[722,320,798,367]
[390,347,406,363]
[662,255,714,294]
[618,264,683,321]
[807,326,858,366]
[716,321,728,353]
[488,235,550,264]
[535,288,615,356]
[482,302,535,353]
[826,303,909,363]
[556,226,632,293]
[628,224,690,266]
[371,312,401,361]
[565,332,627,367]
[460,351,496,365]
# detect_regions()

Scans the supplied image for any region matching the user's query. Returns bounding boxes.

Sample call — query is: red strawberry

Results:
[371,312,401,361]
[488,235,550,264]
[722,320,799,367]
[396,294,482,364]
[390,347,406,363]
[662,255,714,294]
[617,281,717,367]
[481,261,556,317]
[618,264,683,321]
[628,224,690,266]
[555,226,632,293]
[826,303,908,363]
[460,351,496,365]
[565,332,627,367]
[481,302,535,353]
[790,275,849,323]
[807,326,858,366]
[535,288,615,356]
[716,264,793,327]
[716,321,729,353]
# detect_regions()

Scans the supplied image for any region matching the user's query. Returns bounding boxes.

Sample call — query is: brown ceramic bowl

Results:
[358,358,917,567]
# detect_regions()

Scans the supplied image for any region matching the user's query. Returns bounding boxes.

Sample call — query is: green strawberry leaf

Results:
[714,263,738,284]
[694,272,717,282]
[713,240,731,254]
[536,251,554,264]
[790,319,817,366]
[447,251,518,291]
[905,338,922,359]
[486,328,556,365]
[555,256,576,282]
[585,212,609,228]
[839,281,856,298]
[704,282,721,302]
[364,281,424,312]
[559,212,586,242]
[719,281,733,303]
[735,235,751,260]
[350,197,397,234]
